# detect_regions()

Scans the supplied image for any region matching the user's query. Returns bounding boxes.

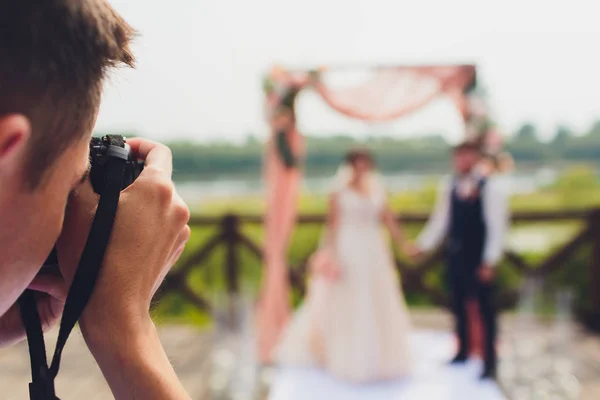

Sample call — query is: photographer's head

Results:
[0,0,135,312]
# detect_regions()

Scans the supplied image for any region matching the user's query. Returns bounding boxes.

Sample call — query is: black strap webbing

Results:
[18,290,55,399]
[18,155,126,400]
[49,157,125,377]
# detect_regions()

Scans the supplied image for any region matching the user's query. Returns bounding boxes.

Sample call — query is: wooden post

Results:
[589,208,600,330]
[222,214,240,296]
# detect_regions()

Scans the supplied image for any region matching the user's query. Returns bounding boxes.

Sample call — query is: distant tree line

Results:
[98,121,600,181]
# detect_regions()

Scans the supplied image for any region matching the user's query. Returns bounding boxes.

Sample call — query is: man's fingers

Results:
[153,226,191,295]
[478,268,495,283]
[28,274,67,302]
[125,137,156,158]
[165,225,191,267]
[171,192,191,226]
[165,190,190,261]
[126,138,173,179]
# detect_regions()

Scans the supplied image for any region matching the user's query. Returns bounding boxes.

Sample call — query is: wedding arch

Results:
[257,64,501,362]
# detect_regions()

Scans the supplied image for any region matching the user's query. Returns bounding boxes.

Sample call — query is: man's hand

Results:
[478,264,496,283]
[56,138,190,342]
[0,271,66,347]
[403,242,423,261]
[55,139,191,399]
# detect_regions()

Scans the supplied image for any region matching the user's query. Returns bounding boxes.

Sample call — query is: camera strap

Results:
[18,147,127,400]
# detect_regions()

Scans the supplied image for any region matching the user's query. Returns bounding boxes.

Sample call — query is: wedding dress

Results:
[275,186,413,382]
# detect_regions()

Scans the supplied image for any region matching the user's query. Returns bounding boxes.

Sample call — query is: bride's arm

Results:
[310,194,342,281]
[324,194,340,249]
[381,203,409,251]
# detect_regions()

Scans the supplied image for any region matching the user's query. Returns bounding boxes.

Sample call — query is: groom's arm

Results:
[416,178,451,252]
[479,178,510,283]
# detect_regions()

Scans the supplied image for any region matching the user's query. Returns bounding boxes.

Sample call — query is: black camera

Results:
[89,135,144,195]
[43,135,143,268]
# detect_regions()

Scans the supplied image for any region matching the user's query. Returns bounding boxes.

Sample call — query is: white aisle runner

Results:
[269,331,506,400]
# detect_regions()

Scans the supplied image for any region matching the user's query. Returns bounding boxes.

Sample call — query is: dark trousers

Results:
[449,262,497,370]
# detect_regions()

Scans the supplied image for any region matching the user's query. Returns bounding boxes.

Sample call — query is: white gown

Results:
[276,187,413,382]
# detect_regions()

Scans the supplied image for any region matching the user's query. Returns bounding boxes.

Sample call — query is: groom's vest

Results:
[447,177,487,270]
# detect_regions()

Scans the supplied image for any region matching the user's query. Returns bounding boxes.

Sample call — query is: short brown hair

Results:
[345,148,375,167]
[0,0,136,187]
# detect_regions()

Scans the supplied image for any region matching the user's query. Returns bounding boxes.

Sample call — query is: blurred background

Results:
[3,0,600,399]
[103,1,600,399]
[96,0,600,212]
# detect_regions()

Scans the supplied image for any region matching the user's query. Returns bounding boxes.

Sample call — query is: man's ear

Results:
[0,114,31,171]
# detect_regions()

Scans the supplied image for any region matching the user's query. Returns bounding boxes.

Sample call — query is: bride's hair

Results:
[332,148,385,196]
[344,148,375,167]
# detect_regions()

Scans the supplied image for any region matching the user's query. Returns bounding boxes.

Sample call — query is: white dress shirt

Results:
[417,174,510,267]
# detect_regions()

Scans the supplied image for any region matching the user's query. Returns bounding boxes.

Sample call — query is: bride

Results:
[275,148,414,382]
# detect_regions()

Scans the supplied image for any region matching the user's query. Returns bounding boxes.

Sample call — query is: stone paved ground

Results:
[414,310,600,400]
[1,311,598,399]
[0,326,213,400]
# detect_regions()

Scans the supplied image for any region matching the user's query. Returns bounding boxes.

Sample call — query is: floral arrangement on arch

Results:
[465,90,503,155]
[263,66,318,122]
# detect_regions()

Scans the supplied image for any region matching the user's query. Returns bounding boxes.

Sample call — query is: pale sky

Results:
[97,0,600,144]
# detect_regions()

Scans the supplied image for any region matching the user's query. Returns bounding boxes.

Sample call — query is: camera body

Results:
[89,135,144,195]
[43,135,143,268]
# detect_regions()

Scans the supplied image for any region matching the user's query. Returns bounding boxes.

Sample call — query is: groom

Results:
[412,140,509,380]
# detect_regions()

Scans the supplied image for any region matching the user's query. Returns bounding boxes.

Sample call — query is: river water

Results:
[175,168,567,254]
[175,168,559,205]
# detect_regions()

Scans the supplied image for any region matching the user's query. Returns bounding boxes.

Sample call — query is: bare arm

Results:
[83,318,190,400]
[312,193,343,281]
[381,203,407,249]
[324,193,340,250]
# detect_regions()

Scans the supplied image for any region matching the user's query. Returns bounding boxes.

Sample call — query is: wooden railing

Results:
[157,208,600,331]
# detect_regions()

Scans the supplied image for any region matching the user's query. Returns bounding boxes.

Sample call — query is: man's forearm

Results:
[417,219,445,251]
[482,180,509,268]
[483,249,502,267]
[417,181,450,251]
[83,317,190,400]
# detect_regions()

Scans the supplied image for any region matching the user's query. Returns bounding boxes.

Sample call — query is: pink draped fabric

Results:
[313,65,476,121]
[257,127,304,363]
